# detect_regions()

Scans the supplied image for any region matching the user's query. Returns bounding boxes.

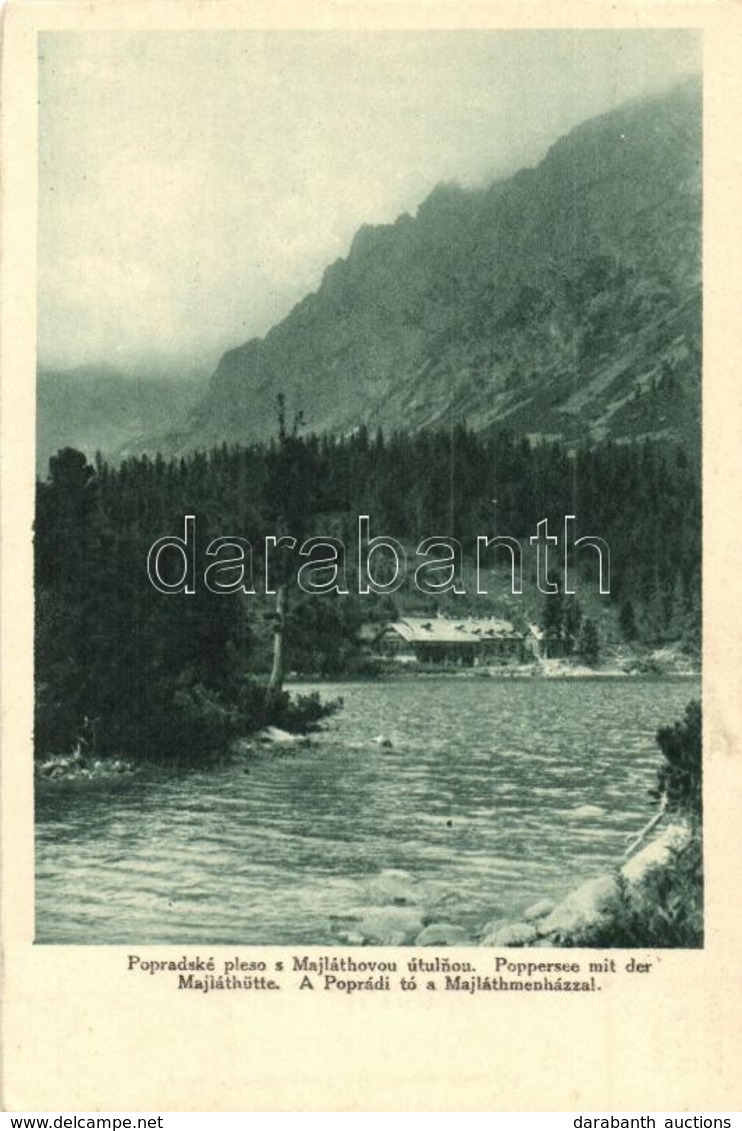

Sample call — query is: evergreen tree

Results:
[563,596,583,655]
[34,426,701,762]
[577,618,600,666]
[542,589,564,652]
[619,599,638,642]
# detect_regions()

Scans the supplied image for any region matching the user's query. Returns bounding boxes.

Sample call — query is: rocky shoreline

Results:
[286,654,700,684]
[36,725,699,950]
[479,821,692,947]
[36,748,137,782]
[330,821,694,948]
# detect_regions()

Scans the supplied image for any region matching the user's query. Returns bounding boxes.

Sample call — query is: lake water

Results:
[35,676,699,945]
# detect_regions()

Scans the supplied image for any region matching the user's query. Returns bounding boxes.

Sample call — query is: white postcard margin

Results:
[2,0,742,1113]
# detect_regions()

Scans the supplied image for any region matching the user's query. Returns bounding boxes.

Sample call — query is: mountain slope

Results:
[36,366,206,475]
[171,78,702,453]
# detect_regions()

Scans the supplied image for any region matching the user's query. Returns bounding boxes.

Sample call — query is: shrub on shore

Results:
[568,699,703,948]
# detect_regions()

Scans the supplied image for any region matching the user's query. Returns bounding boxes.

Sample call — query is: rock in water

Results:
[482,922,538,947]
[364,869,422,906]
[414,923,472,946]
[566,804,606,820]
[523,898,556,922]
[260,726,303,745]
[336,931,366,946]
[354,906,425,945]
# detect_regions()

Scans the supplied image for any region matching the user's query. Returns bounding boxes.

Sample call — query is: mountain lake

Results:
[35,675,700,945]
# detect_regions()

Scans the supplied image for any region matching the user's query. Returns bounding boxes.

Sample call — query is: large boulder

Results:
[259,726,306,745]
[523,898,556,922]
[352,905,425,945]
[538,874,622,942]
[621,823,691,886]
[364,869,424,907]
[414,923,472,946]
[481,921,538,947]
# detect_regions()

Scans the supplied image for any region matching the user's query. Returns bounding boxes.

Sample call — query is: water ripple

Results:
[36,677,699,944]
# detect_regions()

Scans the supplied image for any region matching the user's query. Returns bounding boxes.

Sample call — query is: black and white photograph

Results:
[33,27,703,951]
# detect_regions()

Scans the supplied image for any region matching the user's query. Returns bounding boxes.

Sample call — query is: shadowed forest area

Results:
[35,425,700,765]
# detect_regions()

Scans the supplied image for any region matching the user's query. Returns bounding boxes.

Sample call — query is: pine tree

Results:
[619,599,638,642]
[563,597,583,654]
[577,618,600,666]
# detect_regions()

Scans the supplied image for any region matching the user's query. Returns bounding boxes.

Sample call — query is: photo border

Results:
[2,0,741,1112]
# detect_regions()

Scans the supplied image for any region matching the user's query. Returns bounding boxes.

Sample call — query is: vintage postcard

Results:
[1,0,741,1113]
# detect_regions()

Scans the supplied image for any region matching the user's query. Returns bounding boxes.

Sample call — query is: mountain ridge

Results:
[129,76,702,457]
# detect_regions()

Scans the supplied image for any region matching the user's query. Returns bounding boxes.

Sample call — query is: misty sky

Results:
[38,29,700,376]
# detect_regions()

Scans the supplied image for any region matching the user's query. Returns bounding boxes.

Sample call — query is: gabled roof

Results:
[386,616,521,645]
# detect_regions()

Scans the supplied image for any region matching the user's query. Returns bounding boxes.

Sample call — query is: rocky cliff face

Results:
[175,78,701,452]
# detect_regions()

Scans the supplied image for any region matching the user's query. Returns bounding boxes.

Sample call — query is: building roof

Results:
[385,616,521,645]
